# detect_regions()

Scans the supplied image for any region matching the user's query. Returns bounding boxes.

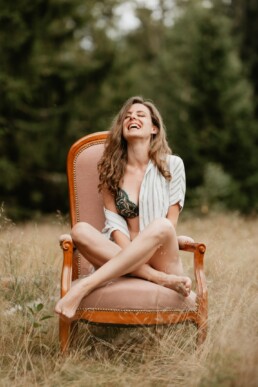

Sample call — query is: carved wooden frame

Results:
[59,132,208,352]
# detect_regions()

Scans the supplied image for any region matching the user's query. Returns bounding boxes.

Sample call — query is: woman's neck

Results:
[126,141,150,169]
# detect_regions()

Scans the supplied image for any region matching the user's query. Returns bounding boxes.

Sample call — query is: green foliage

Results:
[217,0,258,116]
[193,162,240,213]
[105,1,258,212]
[0,0,118,218]
[26,302,53,332]
[161,3,258,212]
[0,0,257,217]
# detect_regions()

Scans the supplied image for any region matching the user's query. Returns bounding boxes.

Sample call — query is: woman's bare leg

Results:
[70,222,188,290]
[55,219,191,320]
[132,222,191,294]
[70,222,122,268]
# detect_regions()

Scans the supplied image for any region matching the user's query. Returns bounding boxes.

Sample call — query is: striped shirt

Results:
[102,155,186,239]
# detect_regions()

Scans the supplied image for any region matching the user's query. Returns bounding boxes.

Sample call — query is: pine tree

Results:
[0,0,118,218]
[151,2,258,212]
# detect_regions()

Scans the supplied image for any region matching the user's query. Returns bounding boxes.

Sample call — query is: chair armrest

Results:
[59,233,73,246]
[59,234,74,297]
[178,235,195,250]
[192,243,207,298]
[179,237,207,305]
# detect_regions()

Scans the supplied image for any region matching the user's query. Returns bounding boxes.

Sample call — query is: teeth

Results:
[129,124,139,129]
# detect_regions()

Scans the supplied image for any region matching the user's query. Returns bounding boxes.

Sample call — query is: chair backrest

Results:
[67,131,108,278]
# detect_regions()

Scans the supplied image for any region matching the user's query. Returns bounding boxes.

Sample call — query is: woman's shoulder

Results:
[166,154,184,168]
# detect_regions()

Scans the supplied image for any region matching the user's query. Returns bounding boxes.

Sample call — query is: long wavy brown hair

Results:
[98,96,172,194]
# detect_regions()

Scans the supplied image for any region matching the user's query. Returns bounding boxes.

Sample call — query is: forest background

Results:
[1,0,258,220]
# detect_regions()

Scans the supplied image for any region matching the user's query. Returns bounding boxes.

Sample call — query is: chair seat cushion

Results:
[77,277,196,312]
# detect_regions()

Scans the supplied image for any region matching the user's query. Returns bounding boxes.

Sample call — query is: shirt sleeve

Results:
[168,155,186,211]
[101,208,130,239]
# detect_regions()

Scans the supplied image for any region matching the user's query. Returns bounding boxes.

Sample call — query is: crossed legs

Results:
[55,218,191,320]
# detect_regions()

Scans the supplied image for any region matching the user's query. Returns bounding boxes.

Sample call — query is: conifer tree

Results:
[151,2,258,212]
[0,0,118,217]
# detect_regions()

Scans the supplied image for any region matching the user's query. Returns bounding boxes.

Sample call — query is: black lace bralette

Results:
[115,188,139,219]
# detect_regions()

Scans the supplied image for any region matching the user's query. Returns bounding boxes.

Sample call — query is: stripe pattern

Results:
[139,155,186,231]
[102,155,186,238]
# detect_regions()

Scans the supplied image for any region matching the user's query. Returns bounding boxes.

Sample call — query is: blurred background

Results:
[0,0,258,220]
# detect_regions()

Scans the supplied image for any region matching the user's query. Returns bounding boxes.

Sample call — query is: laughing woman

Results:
[55,96,192,320]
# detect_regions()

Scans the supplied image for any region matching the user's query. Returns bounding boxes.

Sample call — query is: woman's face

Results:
[122,103,157,141]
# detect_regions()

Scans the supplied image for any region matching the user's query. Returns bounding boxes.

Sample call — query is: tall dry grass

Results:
[0,209,257,386]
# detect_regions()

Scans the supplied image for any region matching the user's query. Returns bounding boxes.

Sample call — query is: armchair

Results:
[58,131,208,352]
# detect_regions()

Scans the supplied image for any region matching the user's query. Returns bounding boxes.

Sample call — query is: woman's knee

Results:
[71,222,93,245]
[149,218,175,243]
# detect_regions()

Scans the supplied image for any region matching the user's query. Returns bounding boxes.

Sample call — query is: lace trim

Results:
[115,188,139,218]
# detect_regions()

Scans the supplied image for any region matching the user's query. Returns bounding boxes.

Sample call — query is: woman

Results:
[55,96,192,321]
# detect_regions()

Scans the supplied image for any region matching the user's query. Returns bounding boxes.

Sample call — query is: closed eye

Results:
[125,110,147,119]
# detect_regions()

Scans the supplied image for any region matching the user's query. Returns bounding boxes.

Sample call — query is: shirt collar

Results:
[145,159,155,175]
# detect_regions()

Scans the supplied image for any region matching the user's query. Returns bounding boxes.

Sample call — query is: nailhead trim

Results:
[73,139,105,276]
[77,307,197,312]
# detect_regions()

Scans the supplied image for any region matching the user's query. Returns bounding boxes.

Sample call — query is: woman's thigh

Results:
[71,222,121,267]
[147,221,184,276]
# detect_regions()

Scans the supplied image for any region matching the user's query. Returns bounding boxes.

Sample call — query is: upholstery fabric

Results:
[77,277,196,311]
[73,139,196,313]
[74,142,105,276]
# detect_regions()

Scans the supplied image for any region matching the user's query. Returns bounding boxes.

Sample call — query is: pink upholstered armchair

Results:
[58,131,208,352]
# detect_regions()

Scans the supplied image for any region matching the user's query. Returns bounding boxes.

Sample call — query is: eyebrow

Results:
[126,110,146,115]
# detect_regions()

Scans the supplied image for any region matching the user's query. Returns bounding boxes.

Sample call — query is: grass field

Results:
[0,210,257,386]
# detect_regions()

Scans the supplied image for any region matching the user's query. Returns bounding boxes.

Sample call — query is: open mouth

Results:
[128,123,141,130]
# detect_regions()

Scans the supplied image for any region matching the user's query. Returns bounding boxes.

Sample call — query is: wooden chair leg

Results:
[59,319,79,353]
[70,321,79,343]
[59,318,72,353]
[196,321,208,346]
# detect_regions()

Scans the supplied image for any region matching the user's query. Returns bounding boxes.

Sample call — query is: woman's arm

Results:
[102,188,131,248]
[166,203,180,228]
[167,203,193,248]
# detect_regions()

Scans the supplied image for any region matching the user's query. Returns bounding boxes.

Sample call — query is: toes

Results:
[55,306,73,322]
[177,278,191,297]
[59,312,72,323]
[54,303,62,315]
[176,283,188,297]
[160,275,191,297]
[183,278,192,295]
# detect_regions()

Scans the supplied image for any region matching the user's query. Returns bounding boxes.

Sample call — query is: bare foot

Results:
[162,274,192,297]
[55,278,91,321]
